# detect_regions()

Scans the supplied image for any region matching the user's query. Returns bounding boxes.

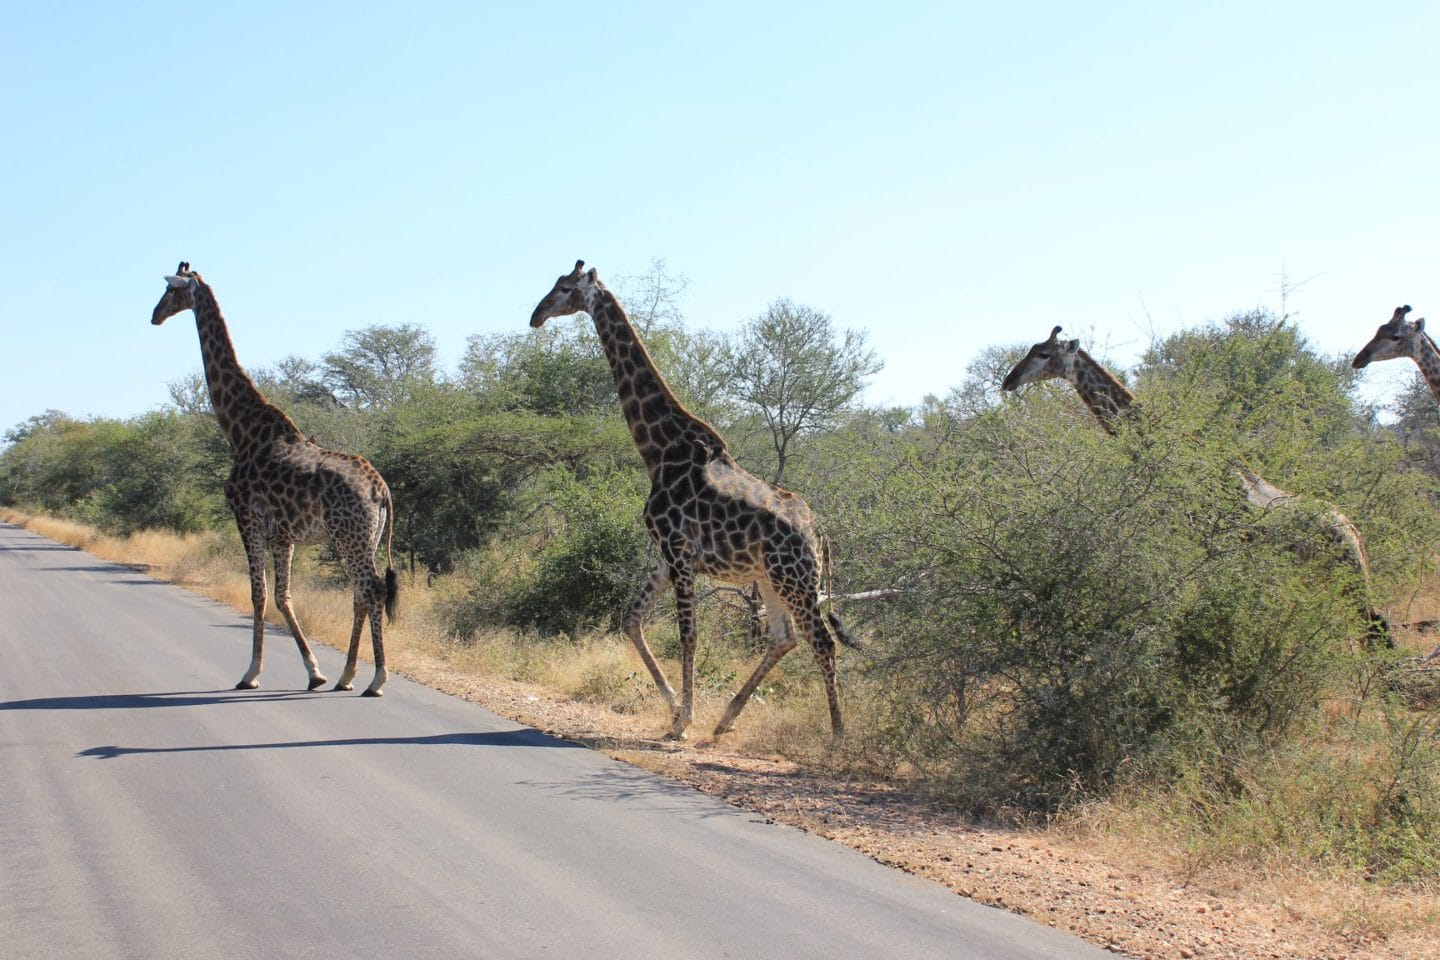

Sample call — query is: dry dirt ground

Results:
[401,654,1438,960]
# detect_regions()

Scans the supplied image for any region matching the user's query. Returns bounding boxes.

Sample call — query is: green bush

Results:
[0,411,225,534]
[841,378,1424,813]
[496,469,652,638]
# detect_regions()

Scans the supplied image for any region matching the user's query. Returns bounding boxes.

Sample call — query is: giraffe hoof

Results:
[234,679,259,690]
[361,688,384,698]
[332,682,354,692]
[307,676,328,691]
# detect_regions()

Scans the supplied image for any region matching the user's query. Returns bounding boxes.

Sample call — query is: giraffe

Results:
[151,262,398,695]
[1351,305,1433,378]
[1351,305,1440,656]
[1002,325,1390,645]
[528,261,856,739]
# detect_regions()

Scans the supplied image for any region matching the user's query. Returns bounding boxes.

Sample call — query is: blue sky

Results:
[3,2,1436,436]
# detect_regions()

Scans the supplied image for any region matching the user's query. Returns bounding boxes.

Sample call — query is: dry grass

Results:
[1053,794,1440,957]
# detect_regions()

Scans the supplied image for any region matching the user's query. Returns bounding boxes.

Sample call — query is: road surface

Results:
[0,521,1113,959]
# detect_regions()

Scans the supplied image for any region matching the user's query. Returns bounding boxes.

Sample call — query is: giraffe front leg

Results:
[667,565,698,740]
[622,562,678,723]
[236,525,268,690]
[334,591,364,692]
[273,543,326,690]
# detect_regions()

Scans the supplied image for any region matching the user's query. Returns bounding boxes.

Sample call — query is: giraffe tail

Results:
[818,533,862,650]
[383,488,399,623]
[827,611,863,651]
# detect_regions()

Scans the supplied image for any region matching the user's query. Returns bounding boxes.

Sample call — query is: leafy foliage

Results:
[722,298,881,482]
[501,468,653,637]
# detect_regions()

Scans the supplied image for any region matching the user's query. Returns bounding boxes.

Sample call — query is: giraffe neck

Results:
[189,277,301,450]
[1068,350,1136,434]
[1411,333,1440,402]
[586,284,723,477]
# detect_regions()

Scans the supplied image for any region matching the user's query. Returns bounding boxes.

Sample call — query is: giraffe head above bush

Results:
[1351,305,1424,369]
[1001,325,1081,392]
[151,260,197,326]
[530,259,598,328]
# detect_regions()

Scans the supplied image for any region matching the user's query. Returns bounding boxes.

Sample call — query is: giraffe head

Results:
[530,259,600,328]
[1351,305,1424,369]
[151,261,197,325]
[1001,325,1081,391]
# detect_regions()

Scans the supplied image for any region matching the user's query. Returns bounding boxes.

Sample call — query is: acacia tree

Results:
[322,323,437,410]
[724,298,881,483]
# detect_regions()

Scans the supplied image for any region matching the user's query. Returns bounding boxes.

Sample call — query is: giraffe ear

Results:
[585,267,598,282]
[1416,316,1426,333]
[1064,339,1081,353]
[164,274,188,288]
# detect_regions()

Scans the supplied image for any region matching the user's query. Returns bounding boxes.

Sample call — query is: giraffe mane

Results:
[187,271,306,444]
[1418,326,1440,360]
[1074,349,1136,404]
[593,280,730,453]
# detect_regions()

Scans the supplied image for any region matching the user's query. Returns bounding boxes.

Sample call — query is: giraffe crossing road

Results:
[151,264,398,696]
[530,261,853,740]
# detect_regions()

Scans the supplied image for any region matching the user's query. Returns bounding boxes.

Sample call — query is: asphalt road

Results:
[0,521,1113,960]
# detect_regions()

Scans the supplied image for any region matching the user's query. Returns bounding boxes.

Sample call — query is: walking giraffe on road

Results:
[528,260,857,739]
[151,262,398,695]
[1002,324,1389,645]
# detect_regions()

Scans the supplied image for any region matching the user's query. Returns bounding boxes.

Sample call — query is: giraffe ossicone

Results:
[151,262,400,695]
[528,260,854,740]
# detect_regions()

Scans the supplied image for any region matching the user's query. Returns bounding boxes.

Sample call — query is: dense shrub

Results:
[0,411,226,533]
[827,324,1437,814]
[502,469,653,637]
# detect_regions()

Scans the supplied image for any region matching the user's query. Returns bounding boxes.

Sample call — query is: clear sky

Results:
[3,2,1436,437]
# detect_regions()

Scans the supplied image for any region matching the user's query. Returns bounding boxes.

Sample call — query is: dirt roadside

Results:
[402,655,1437,960]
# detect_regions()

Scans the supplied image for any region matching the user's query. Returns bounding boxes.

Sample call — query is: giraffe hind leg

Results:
[714,579,798,736]
[272,543,327,690]
[362,569,388,697]
[333,591,364,692]
[333,536,387,697]
[799,597,844,739]
[767,561,845,738]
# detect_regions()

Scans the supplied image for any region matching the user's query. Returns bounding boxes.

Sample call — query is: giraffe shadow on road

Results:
[78,728,579,759]
[0,689,326,711]
[33,563,167,582]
